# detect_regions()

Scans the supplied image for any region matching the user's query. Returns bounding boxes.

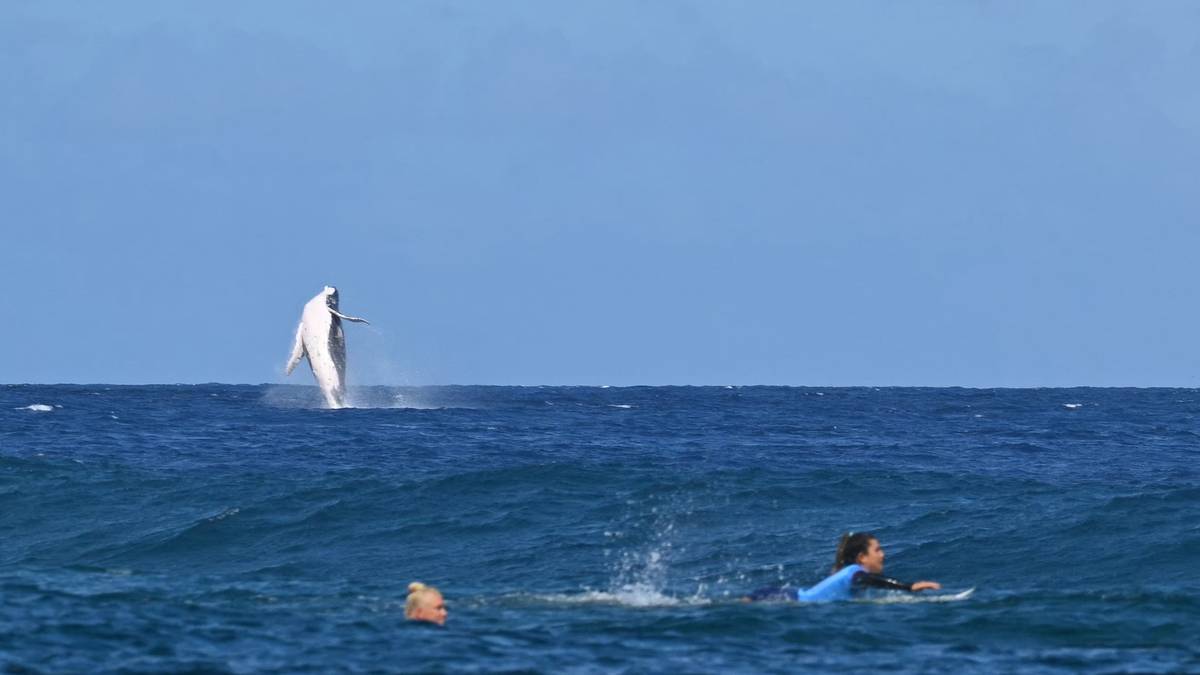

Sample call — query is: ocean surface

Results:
[2,385,1198,674]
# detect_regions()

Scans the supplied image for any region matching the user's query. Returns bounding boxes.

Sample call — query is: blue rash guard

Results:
[748,564,916,603]
[795,564,866,602]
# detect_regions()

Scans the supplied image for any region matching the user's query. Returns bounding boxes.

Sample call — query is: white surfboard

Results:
[862,587,976,604]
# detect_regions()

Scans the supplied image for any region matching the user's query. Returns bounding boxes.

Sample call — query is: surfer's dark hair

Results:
[833,531,877,572]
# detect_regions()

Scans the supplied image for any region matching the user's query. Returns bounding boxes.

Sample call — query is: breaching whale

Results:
[285,286,370,408]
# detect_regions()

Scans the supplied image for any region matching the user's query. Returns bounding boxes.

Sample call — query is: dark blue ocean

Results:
[2,385,1198,673]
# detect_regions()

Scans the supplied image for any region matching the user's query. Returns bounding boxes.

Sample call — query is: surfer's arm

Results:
[852,571,912,591]
[852,571,939,592]
[329,309,370,324]
[285,323,305,375]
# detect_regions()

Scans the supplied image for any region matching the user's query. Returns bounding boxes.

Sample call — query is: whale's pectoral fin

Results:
[285,322,306,375]
[329,308,370,325]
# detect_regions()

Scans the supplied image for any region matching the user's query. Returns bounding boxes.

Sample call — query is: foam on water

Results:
[17,404,55,412]
[522,587,707,608]
[262,385,457,410]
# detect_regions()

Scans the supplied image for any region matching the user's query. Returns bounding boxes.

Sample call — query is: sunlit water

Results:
[2,385,1197,673]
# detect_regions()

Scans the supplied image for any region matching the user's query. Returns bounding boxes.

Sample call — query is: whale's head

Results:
[323,285,339,308]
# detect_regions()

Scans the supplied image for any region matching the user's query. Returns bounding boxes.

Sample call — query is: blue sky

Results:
[3,1,1198,386]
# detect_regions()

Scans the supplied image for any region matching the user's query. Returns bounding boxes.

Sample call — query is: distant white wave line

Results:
[18,404,56,412]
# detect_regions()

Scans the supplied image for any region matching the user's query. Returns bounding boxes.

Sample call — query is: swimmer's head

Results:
[405,582,447,626]
[833,532,884,574]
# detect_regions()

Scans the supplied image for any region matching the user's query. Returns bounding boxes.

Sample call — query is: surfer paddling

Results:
[746,532,941,602]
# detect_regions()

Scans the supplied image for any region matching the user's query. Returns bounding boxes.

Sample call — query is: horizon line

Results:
[5,382,1199,390]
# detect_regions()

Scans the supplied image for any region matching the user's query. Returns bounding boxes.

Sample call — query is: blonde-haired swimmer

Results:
[405,582,447,626]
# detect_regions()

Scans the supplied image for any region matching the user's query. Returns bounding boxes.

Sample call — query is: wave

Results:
[4,384,1198,673]
[16,404,57,412]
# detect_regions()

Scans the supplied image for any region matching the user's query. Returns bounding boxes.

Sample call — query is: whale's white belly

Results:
[299,296,347,408]
[286,286,368,410]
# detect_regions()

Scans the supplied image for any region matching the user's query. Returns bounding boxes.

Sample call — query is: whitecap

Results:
[207,507,240,522]
[608,404,633,409]
[18,404,54,412]
[1063,403,1083,409]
